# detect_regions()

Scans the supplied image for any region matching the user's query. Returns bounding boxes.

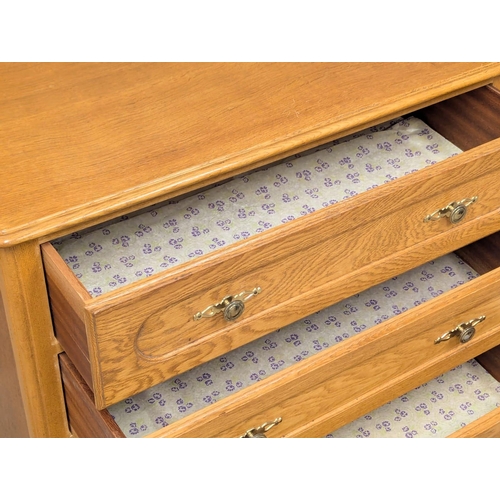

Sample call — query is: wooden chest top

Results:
[2,62,500,245]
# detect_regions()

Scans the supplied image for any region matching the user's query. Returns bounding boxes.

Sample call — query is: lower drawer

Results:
[60,233,500,438]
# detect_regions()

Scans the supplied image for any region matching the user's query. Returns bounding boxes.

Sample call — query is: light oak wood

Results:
[49,191,500,411]
[43,85,500,409]
[46,271,92,389]
[42,241,89,322]
[42,245,93,388]
[0,243,69,437]
[455,232,500,382]
[2,63,500,247]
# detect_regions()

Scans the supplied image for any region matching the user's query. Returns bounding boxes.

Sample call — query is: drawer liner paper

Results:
[106,253,500,438]
[52,116,462,297]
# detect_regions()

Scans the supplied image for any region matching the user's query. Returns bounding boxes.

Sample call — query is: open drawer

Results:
[58,232,500,438]
[43,85,500,409]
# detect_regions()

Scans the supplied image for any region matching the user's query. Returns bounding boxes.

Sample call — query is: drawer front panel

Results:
[44,140,500,409]
[146,266,500,437]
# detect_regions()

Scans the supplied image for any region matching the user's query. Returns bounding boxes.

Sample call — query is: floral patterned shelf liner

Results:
[52,116,463,297]
[107,252,500,438]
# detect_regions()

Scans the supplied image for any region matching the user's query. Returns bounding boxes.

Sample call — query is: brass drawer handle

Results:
[424,196,478,224]
[241,417,282,438]
[194,287,262,321]
[434,315,486,345]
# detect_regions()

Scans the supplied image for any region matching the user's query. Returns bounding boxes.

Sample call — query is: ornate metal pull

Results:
[193,287,262,322]
[434,316,486,345]
[424,196,478,224]
[240,417,283,438]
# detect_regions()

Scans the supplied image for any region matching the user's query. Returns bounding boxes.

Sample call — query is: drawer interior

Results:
[60,232,500,438]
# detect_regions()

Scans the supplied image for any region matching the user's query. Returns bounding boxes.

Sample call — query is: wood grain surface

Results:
[456,232,500,383]
[60,248,500,438]
[2,63,500,247]
[5,63,500,438]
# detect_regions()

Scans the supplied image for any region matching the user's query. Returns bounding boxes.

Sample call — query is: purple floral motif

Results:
[91,262,102,273]
[426,143,440,154]
[296,170,312,181]
[377,142,392,152]
[346,172,360,183]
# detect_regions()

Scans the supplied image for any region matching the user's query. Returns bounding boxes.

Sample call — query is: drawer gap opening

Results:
[322,355,500,439]
[59,354,125,438]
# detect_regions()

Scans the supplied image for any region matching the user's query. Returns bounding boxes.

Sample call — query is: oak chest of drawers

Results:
[2,63,500,438]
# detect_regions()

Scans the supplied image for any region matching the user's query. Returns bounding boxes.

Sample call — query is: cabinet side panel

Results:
[0,290,29,437]
[414,85,500,151]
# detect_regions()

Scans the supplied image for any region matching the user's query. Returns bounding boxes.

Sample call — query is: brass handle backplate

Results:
[424,196,478,224]
[194,287,262,322]
[434,316,486,345]
[241,417,282,438]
